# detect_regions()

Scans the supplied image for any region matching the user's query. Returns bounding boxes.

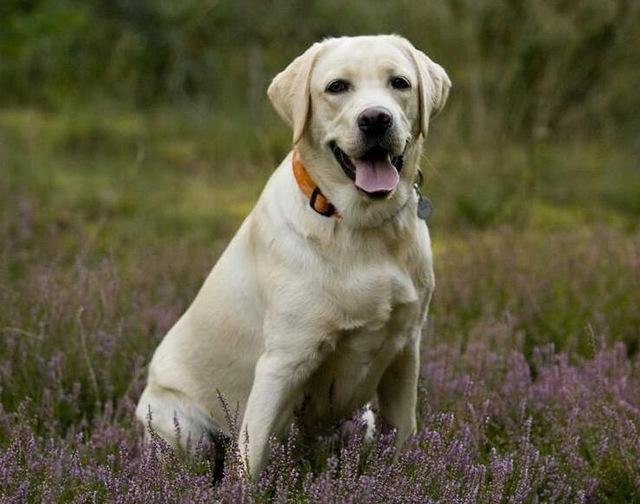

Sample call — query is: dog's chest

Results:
[345,260,420,323]
[321,229,432,331]
[298,240,432,425]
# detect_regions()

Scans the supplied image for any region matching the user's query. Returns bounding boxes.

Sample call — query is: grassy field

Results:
[1,105,640,502]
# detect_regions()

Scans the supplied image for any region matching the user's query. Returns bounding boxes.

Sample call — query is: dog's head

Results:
[268,35,450,226]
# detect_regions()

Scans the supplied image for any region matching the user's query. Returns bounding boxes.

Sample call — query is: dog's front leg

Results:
[239,322,328,478]
[376,335,420,448]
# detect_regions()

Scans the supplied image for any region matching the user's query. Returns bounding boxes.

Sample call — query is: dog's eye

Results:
[326,79,350,94]
[390,77,411,90]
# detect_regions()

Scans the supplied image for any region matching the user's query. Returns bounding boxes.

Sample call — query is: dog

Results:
[136,34,450,478]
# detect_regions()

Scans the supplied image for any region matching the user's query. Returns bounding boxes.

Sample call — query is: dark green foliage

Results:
[1,1,639,142]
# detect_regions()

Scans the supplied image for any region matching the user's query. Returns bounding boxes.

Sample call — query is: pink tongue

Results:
[353,157,399,193]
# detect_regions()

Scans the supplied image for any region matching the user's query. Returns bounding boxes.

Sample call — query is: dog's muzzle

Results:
[331,142,404,199]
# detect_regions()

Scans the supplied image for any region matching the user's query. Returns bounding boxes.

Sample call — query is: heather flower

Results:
[2,233,640,502]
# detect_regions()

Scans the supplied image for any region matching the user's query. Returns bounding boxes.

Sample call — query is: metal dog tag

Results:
[417,195,432,221]
[413,173,432,222]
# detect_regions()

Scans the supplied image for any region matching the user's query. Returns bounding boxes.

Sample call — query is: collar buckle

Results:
[292,150,340,219]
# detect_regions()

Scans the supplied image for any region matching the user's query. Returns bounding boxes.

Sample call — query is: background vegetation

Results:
[1,0,640,501]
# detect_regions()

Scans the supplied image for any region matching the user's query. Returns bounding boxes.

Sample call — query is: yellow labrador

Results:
[136,34,450,477]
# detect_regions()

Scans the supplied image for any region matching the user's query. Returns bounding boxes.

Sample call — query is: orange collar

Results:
[292,150,339,218]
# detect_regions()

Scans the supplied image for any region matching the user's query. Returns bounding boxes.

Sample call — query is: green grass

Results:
[3,104,639,357]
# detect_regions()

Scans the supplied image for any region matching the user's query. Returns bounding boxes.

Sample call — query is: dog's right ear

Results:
[268,43,322,145]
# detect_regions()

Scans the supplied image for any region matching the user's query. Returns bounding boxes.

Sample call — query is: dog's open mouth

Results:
[331,143,404,198]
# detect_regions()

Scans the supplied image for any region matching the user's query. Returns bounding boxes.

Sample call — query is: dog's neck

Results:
[292,150,340,219]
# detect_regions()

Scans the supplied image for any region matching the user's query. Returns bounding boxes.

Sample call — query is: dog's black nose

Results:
[357,107,393,137]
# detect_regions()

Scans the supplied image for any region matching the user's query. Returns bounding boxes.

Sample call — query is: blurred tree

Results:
[0,0,637,142]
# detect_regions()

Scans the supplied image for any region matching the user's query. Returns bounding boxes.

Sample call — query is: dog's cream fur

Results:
[136,35,450,477]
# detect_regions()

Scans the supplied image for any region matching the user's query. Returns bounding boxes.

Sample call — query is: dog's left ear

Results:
[403,41,451,138]
[268,43,322,145]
